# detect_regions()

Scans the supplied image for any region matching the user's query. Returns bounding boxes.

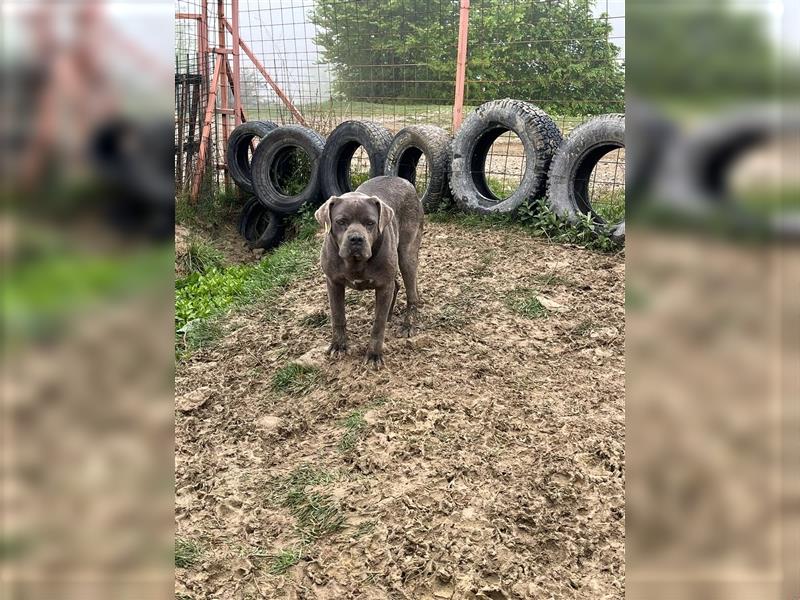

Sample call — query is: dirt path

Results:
[176,221,625,599]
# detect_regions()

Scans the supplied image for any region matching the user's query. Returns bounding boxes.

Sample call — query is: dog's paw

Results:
[364,351,384,370]
[327,341,348,358]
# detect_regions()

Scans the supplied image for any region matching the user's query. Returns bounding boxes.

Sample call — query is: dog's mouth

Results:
[340,245,371,260]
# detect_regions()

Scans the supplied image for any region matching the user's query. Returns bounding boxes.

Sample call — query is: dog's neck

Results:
[342,256,374,280]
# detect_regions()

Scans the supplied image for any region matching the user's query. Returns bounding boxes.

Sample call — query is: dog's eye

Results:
[364,220,376,228]
[335,219,348,226]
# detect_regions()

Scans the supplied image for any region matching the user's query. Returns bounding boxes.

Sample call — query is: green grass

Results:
[592,188,626,224]
[179,237,225,275]
[3,244,171,345]
[175,539,202,569]
[284,465,338,488]
[284,489,346,542]
[738,186,800,216]
[175,210,318,344]
[275,150,313,196]
[337,397,389,452]
[176,188,240,228]
[271,363,321,395]
[179,318,223,355]
[430,201,621,252]
[338,409,367,452]
[506,288,549,319]
[263,465,345,570]
[486,175,520,200]
[350,170,371,189]
[0,535,30,561]
[267,548,303,575]
[353,520,376,538]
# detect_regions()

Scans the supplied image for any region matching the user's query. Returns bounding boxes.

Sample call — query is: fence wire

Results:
[175,0,625,214]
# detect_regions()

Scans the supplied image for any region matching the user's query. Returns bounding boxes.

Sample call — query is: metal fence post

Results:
[452,0,471,132]
[231,0,243,125]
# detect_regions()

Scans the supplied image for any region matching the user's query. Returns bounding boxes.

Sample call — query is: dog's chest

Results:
[346,277,376,290]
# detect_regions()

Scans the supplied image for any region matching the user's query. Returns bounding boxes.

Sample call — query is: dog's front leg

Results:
[365,280,395,369]
[326,278,348,357]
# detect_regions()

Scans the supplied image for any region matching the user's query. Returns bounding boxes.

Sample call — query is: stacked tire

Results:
[227,120,325,250]
[227,101,626,250]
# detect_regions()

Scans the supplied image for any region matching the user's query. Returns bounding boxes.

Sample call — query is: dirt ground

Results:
[175,221,625,599]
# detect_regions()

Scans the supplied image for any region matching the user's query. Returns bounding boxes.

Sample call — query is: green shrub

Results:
[517,202,620,252]
[175,265,250,330]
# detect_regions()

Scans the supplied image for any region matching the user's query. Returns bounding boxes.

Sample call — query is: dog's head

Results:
[315,192,395,261]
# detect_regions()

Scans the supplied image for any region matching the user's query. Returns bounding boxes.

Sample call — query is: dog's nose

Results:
[348,234,364,246]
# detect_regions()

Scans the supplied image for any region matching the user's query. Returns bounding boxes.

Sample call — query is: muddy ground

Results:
[175,220,625,599]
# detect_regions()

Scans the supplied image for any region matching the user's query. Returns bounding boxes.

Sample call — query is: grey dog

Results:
[314,176,424,368]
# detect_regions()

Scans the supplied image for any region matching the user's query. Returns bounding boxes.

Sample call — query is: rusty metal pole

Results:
[218,0,231,190]
[452,0,470,132]
[192,54,224,199]
[231,0,244,125]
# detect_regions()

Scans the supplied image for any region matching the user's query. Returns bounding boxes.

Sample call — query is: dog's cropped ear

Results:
[314,196,337,234]
[370,197,395,233]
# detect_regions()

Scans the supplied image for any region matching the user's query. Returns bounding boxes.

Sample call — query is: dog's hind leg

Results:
[388,277,400,319]
[398,231,422,337]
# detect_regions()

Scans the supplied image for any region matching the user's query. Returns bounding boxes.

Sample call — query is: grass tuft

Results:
[286,465,337,488]
[299,310,329,328]
[354,520,376,538]
[506,288,549,319]
[179,237,225,275]
[486,175,520,200]
[175,538,201,569]
[285,490,346,542]
[267,548,303,575]
[592,188,626,224]
[180,318,222,353]
[271,363,321,395]
[270,465,345,552]
[176,189,239,228]
[338,409,367,452]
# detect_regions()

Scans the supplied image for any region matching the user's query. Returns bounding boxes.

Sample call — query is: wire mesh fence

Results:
[175,0,625,216]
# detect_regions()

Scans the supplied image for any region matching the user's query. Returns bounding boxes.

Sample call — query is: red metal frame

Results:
[192,54,224,198]
[452,0,471,131]
[177,1,307,201]
[222,19,307,126]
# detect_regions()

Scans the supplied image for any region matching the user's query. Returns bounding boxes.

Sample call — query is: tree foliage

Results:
[627,0,781,102]
[310,0,624,116]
